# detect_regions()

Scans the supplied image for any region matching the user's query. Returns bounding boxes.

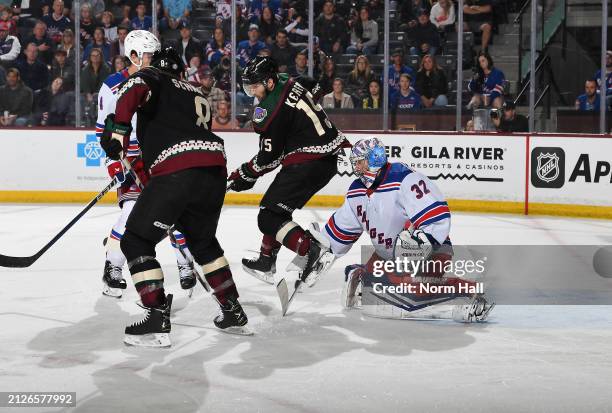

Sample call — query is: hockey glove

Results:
[129,157,150,187]
[105,159,126,183]
[100,114,132,161]
[227,162,258,192]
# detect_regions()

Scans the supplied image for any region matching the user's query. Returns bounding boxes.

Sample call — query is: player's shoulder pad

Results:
[386,162,414,184]
[295,76,318,92]
[346,178,367,199]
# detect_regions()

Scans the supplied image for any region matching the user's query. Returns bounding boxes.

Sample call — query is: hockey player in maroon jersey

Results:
[101,47,251,347]
[227,56,350,287]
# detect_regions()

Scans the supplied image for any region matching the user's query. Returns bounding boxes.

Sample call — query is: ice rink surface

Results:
[1,204,611,413]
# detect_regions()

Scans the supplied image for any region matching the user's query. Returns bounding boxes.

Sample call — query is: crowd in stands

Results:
[0,0,519,129]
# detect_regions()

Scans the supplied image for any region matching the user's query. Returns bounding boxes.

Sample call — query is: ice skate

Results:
[214,298,253,336]
[300,234,334,288]
[178,261,196,297]
[124,294,173,347]
[452,294,495,323]
[242,251,277,285]
[102,260,127,298]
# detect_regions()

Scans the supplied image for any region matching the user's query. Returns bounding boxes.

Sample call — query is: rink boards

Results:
[0,129,610,219]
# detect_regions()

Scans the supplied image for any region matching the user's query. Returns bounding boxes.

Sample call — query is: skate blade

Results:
[185,287,194,298]
[123,333,171,348]
[102,285,123,298]
[242,264,275,285]
[216,325,254,336]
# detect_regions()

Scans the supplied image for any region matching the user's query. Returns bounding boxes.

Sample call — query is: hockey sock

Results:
[275,221,311,256]
[106,200,136,267]
[202,256,238,305]
[106,230,126,267]
[260,234,281,257]
[128,256,166,308]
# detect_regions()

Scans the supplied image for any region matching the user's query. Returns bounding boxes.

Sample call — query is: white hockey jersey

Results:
[96,68,140,158]
[323,162,451,260]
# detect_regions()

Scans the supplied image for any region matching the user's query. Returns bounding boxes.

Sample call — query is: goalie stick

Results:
[0,176,119,268]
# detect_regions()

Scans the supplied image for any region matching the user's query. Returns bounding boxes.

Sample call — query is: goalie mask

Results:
[350,137,387,188]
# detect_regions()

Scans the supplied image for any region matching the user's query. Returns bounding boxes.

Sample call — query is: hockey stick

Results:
[0,177,119,268]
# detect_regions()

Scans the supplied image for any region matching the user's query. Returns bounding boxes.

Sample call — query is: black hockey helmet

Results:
[242,56,278,96]
[151,47,185,77]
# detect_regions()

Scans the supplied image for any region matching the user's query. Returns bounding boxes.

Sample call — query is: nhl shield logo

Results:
[253,106,267,123]
[536,153,560,183]
[531,147,565,188]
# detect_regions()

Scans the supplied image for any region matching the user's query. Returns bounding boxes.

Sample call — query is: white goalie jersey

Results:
[323,162,451,260]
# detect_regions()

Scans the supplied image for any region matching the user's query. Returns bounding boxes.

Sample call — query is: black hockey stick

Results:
[0,177,118,268]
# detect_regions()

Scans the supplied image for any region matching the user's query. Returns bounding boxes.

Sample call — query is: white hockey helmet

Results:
[124,30,161,68]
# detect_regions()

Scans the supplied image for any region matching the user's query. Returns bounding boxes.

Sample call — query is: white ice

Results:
[1,204,612,413]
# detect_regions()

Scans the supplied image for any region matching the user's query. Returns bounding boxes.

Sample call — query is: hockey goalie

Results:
[317,137,495,322]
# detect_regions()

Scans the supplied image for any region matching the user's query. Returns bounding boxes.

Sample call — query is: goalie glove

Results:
[227,162,258,192]
[393,226,433,265]
[100,114,132,161]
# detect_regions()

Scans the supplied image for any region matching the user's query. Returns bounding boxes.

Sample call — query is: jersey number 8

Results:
[195,96,211,129]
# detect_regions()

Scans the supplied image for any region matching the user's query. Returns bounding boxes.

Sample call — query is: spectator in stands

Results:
[575,79,601,112]
[33,76,71,125]
[89,0,105,20]
[259,6,279,45]
[0,20,20,68]
[42,0,71,44]
[56,28,80,66]
[406,9,440,57]
[315,0,347,55]
[390,73,421,111]
[212,99,239,129]
[50,49,74,89]
[322,78,354,109]
[113,54,127,72]
[289,49,308,78]
[270,29,296,73]
[284,8,308,45]
[16,43,49,92]
[109,0,129,26]
[318,56,337,96]
[595,50,612,110]
[399,0,429,32]
[0,9,16,36]
[199,67,226,115]
[492,100,528,132]
[131,1,152,31]
[0,68,33,126]
[176,21,200,66]
[205,27,231,68]
[237,24,267,68]
[25,21,53,66]
[185,55,203,83]
[362,79,382,109]
[83,27,111,65]
[430,0,455,32]
[212,55,232,92]
[248,0,281,22]
[222,5,249,43]
[80,48,110,106]
[462,0,493,51]
[415,54,448,107]
[9,0,46,28]
[386,48,415,93]
[346,55,376,101]
[346,6,378,56]
[163,0,191,31]
[79,3,95,44]
[101,11,118,43]
[110,25,128,61]
[467,50,504,109]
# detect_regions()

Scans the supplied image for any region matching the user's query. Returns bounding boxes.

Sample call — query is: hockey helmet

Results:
[151,47,185,77]
[242,56,278,97]
[124,30,161,68]
[350,137,387,188]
